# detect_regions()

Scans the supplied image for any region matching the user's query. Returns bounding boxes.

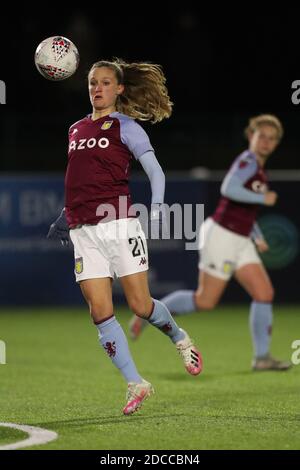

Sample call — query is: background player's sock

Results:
[249,301,273,358]
[96,316,142,383]
[147,299,185,343]
[161,290,197,315]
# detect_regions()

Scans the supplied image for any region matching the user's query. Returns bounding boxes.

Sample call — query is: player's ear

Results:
[247,130,254,143]
[117,84,124,96]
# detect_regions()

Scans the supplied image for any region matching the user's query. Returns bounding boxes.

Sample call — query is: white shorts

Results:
[198,218,261,280]
[69,218,149,282]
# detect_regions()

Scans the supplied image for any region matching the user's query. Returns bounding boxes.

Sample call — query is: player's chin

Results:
[261,149,272,158]
[93,98,104,106]
[93,102,105,111]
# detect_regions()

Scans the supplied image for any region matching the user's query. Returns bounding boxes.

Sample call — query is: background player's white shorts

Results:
[69,218,149,282]
[198,217,262,280]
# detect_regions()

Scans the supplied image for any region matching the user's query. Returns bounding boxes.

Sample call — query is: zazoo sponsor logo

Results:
[0,340,6,364]
[0,80,6,104]
[69,137,109,152]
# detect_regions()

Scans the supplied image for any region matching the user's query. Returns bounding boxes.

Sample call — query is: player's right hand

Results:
[47,208,70,246]
[264,191,278,206]
[149,203,168,239]
[255,238,269,253]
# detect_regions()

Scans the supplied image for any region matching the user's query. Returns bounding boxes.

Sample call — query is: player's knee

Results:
[253,286,275,303]
[194,293,218,311]
[88,300,113,322]
[128,297,152,318]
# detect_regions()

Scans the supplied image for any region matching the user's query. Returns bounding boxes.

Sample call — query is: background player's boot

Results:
[252,354,292,371]
[176,329,203,376]
[129,315,148,340]
[123,379,154,415]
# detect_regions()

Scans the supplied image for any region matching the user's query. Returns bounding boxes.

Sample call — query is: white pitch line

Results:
[0,423,58,450]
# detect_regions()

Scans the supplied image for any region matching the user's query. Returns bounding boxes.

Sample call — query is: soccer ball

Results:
[34,36,79,81]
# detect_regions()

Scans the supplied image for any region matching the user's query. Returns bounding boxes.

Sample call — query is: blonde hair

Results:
[88,58,173,123]
[245,114,284,140]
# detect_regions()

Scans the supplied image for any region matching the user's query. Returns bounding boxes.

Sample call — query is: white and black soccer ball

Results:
[34,36,79,81]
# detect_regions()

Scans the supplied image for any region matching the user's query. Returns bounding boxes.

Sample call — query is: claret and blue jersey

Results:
[213,150,268,236]
[65,112,153,227]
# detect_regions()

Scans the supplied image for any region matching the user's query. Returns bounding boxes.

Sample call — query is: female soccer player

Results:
[47,59,202,415]
[130,114,291,371]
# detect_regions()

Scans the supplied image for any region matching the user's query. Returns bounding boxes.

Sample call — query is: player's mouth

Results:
[94,94,103,101]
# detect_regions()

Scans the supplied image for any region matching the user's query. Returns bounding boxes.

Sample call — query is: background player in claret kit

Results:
[130,114,292,372]
[47,59,203,415]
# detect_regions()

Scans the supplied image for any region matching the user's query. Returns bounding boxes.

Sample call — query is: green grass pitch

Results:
[0,306,299,450]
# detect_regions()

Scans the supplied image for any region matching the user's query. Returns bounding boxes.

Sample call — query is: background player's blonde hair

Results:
[244,114,284,141]
[89,59,173,123]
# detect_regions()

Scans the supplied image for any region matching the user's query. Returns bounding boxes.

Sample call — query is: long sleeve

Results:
[250,222,265,241]
[221,154,265,205]
[138,151,165,204]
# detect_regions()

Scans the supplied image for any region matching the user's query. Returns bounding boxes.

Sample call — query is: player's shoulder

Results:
[234,150,258,170]
[110,112,143,130]
[68,116,89,133]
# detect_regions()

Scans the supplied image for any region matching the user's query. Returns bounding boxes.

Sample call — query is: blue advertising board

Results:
[0,175,299,305]
[0,175,206,305]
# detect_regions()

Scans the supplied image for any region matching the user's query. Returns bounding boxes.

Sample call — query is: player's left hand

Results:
[255,238,269,253]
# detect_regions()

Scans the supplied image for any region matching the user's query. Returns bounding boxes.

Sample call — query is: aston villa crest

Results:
[75,257,83,274]
[101,120,113,130]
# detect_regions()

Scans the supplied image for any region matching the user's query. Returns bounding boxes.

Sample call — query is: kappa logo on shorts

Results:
[75,257,83,274]
[222,260,235,274]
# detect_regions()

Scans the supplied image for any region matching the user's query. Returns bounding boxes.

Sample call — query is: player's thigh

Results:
[199,218,238,281]
[70,226,113,282]
[112,218,149,278]
[195,270,228,310]
[119,271,153,317]
[234,263,274,302]
[80,278,114,321]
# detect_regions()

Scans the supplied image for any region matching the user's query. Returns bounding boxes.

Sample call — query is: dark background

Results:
[0,7,299,173]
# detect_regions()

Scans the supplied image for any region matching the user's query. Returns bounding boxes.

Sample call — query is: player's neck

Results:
[91,107,116,121]
[255,153,268,167]
[250,148,267,167]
